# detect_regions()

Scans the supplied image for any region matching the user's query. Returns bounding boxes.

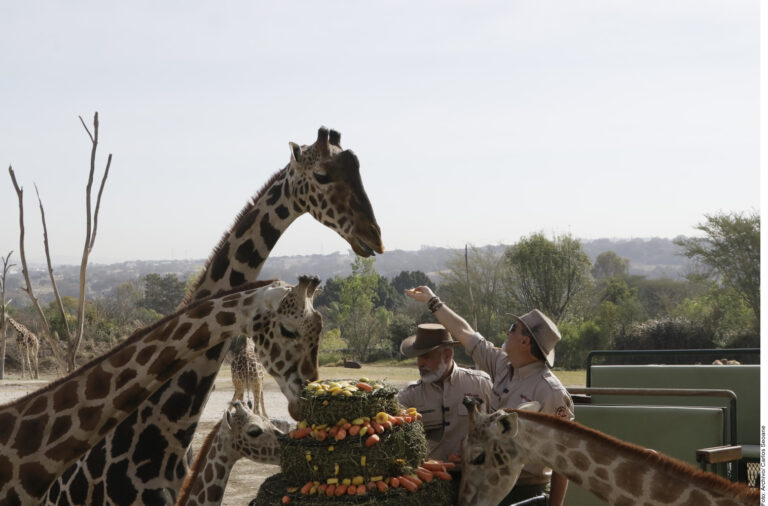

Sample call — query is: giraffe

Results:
[459,399,760,506]
[0,277,321,505]
[230,337,267,416]
[7,317,40,380]
[175,401,282,506]
[48,126,383,505]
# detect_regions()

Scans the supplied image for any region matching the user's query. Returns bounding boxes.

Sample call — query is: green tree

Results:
[675,211,760,326]
[390,270,436,294]
[336,258,393,361]
[503,233,593,322]
[592,251,630,281]
[440,246,510,344]
[314,276,344,309]
[142,273,186,315]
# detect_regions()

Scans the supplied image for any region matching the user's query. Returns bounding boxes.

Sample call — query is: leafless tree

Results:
[8,112,112,373]
[0,251,15,379]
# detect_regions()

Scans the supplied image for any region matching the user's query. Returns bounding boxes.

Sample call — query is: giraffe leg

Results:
[232,378,244,404]
[252,381,265,416]
[32,346,39,379]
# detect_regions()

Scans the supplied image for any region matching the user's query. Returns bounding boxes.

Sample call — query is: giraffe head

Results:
[251,274,322,420]
[458,398,541,506]
[223,401,283,462]
[287,127,384,257]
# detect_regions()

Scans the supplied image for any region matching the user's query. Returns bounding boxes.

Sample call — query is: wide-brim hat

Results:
[506,309,561,367]
[400,323,460,358]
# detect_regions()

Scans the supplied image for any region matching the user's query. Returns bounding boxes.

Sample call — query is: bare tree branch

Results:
[34,184,73,340]
[69,112,111,370]
[7,166,66,369]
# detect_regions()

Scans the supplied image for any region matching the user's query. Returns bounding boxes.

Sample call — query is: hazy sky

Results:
[0,1,759,265]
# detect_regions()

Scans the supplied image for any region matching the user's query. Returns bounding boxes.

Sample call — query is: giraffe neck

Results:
[0,283,270,504]
[48,169,312,504]
[185,168,301,303]
[176,421,233,506]
[513,411,760,506]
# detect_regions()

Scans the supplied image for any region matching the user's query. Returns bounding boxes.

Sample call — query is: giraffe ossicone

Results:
[2,276,319,505]
[459,398,760,506]
[175,401,282,506]
[49,126,382,505]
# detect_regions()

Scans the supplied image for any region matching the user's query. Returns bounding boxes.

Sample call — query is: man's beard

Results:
[420,359,449,383]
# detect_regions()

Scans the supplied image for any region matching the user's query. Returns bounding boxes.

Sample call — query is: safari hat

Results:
[400,323,460,358]
[506,309,561,367]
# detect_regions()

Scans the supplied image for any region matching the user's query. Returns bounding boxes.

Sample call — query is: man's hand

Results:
[404,286,436,303]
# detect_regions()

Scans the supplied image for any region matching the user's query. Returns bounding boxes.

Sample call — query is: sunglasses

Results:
[507,322,518,333]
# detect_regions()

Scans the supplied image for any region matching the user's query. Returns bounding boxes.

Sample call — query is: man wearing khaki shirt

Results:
[397,323,493,461]
[404,287,573,506]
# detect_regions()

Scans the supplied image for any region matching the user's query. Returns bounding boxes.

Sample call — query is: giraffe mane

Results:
[0,279,277,409]
[176,419,224,504]
[512,409,759,499]
[182,165,290,305]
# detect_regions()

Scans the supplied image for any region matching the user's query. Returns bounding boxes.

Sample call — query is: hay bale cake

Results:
[251,378,458,505]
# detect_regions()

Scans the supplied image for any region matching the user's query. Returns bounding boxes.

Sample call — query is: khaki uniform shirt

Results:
[465,332,574,484]
[397,362,493,461]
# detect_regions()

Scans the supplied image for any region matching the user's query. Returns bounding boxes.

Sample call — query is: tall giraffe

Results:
[1,277,321,505]
[175,401,282,506]
[230,338,267,416]
[7,317,40,380]
[48,127,383,505]
[459,399,760,506]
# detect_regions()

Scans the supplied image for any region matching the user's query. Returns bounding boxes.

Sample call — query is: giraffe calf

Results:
[176,401,283,506]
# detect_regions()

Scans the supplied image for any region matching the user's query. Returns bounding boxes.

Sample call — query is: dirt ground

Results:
[0,369,413,506]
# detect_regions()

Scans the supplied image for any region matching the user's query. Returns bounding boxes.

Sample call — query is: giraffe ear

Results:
[497,412,519,436]
[264,285,291,311]
[517,401,541,413]
[289,142,302,163]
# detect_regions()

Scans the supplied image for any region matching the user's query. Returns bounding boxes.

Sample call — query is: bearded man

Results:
[397,323,493,461]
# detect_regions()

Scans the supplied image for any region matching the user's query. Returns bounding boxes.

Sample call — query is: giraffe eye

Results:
[470,452,485,465]
[280,325,298,339]
[313,172,331,184]
[247,427,264,438]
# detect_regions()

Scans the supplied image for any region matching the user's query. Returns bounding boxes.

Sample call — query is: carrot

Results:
[356,484,367,495]
[329,426,339,438]
[448,453,462,463]
[442,461,456,470]
[403,415,413,423]
[335,428,347,441]
[393,416,404,426]
[373,422,385,434]
[281,496,291,504]
[296,427,312,439]
[399,474,420,488]
[315,429,327,442]
[318,484,327,495]
[421,462,445,472]
[434,471,452,481]
[415,412,423,420]
[390,477,400,488]
[342,422,352,430]
[406,474,423,486]
[356,382,373,392]
[376,480,389,493]
[415,467,434,482]
[347,484,357,496]
[399,476,418,492]
[325,484,336,497]
[335,484,348,496]
[366,482,376,491]
[365,434,380,447]
[300,482,313,494]
[349,424,361,436]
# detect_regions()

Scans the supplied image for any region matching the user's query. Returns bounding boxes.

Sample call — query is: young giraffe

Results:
[175,401,282,506]
[0,277,321,505]
[459,399,760,506]
[48,124,383,506]
[7,316,40,380]
[230,337,267,416]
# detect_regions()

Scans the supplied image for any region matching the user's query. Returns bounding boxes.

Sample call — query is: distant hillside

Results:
[2,237,692,308]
